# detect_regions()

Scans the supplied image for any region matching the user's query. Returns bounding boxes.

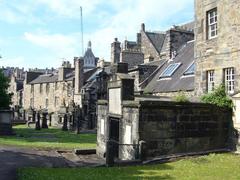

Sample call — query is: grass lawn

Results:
[18,153,240,180]
[0,125,96,150]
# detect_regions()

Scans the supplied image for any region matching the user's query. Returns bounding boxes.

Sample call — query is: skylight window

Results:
[183,63,195,76]
[159,63,181,79]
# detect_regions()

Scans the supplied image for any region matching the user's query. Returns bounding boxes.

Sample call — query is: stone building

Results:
[194,0,240,96]
[97,63,233,161]
[194,0,240,133]
[142,41,195,97]
[22,42,99,128]
[110,23,195,97]
[111,23,194,66]
[83,41,99,72]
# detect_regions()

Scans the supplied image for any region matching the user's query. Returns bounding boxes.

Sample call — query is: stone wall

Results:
[167,29,194,60]
[138,101,232,158]
[141,30,161,62]
[152,90,195,99]
[119,106,139,160]
[96,101,109,157]
[23,81,74,113]
[195,0,240,95]
[121,50,144,69]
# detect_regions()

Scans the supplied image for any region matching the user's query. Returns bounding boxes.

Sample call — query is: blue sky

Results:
[0,0,194,69]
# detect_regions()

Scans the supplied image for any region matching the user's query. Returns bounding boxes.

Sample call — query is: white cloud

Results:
[84,0,194,61]
[1,56,26,68]
[24,32,76,52]
[1,0,194,68]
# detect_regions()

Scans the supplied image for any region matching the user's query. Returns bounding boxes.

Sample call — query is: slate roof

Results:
[29,74,59,84]
[145,32,166,54]
[144,41,194,93]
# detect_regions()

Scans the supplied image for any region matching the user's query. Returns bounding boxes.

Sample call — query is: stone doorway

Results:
[109,117,120,158]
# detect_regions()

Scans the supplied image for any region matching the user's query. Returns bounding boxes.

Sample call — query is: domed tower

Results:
[83,41,98,72]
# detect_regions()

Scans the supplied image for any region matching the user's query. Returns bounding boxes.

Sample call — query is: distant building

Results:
[83,41,99,72]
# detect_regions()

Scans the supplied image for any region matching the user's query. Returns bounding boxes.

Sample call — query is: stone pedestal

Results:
[0,110,13,135]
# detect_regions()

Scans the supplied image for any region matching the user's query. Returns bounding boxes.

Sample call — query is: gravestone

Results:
[41,109,48,129]
[62,114,68,131]
[35,112,41,130]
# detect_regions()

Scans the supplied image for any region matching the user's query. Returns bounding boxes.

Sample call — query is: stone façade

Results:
[195,0,240,95]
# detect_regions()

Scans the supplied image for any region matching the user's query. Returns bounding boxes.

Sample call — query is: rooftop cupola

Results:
[88,41,92,49]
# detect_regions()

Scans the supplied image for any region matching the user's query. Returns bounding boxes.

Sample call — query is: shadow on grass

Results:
[0,126,96,149]
[0,148,73,180]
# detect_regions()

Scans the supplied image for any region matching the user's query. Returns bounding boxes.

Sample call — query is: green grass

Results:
[0,125,96,150]
[18,153,240,180]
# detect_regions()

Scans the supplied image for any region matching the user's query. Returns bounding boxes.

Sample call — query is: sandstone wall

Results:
[195,0,240,95]
[139,101,232,158]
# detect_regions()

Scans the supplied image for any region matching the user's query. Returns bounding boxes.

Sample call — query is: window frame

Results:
[207,70,215,93]
[183,62,195,76]
[207,8,218,39]
[224,67,235,94]
[40,83,43,94]
[159,63,181,79]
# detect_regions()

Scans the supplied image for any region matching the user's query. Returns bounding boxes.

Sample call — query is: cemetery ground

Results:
[18,153,240,180]
[0,124,96,150]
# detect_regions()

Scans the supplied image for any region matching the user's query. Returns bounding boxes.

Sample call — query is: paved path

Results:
[0,146,104,180]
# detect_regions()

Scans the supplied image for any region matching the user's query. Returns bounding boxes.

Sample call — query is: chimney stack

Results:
[111,38,121,64]
[74,57,84,94]
[141,23,145,32]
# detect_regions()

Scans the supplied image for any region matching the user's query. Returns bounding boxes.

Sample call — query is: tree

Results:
[0,69,12,109]
[201,84,233,109]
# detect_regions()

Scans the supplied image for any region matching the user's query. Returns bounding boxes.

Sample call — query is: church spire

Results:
[88,41,92,49]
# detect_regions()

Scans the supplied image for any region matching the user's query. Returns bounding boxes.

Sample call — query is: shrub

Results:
[201,84,233,109]
[0,69,12,109]
[174,91,189,103]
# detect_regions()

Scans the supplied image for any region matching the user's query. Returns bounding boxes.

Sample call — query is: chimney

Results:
[110,62,128,74]
[74,57,84,94]
[111,38,121,64]
[141,23,145,32]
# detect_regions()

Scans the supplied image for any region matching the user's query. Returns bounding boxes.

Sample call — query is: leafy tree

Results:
[0,69,12,109]
[201,84,233,109]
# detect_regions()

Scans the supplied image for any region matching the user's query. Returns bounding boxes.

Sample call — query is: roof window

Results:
[159,63,181,79]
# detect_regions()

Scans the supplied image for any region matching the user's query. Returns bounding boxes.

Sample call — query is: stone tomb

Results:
[97,65,234,161]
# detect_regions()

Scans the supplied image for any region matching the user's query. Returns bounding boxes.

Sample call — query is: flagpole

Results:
[80,6,84,57]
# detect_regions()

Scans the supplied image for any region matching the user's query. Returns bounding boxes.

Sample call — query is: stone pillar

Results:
[111,38,121,64]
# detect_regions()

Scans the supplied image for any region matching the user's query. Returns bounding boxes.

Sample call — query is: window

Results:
[207,8,218,39]
[40,84,43,93]
[54,97,59,107]
[31,84,34,93]
[159,63,181,79]
[55,82,58,90]
[30,98,34,107]
[100,119,105,135]
[184,63,195,76]
[224,68,235,94]
[45,99,49,108]
[207,70,215,92]
[46,83,50,94]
